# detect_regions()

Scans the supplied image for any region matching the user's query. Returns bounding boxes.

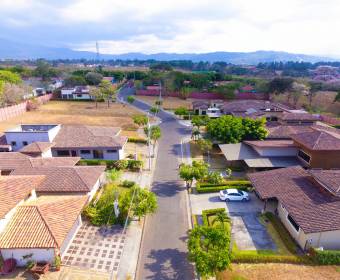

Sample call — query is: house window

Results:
[107,150,117,153]
[80,150,91,154]
[287,214,300,232]
[11,141,17,146]
[22,141,28,146]
[77,94,82,97]
[56,150,70,156]
[298,149,311,163]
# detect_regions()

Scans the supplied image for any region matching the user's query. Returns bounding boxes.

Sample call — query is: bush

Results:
[174,107,189,116]
[206,171,223,184]
[202,208,226,227]
[232,252,305,264]
[78,159,143,171]
[128,137,148,144]
[264,212,298,254]
[196,181,252,193]
[121,180,135,188]
[311,248,340,265]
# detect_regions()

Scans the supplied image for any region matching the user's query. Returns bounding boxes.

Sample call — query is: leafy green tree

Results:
[191,128,201,140]
[64,75,87,87]
[99,80,116,107]
[188,226,231,277]
[174,107,189,116]
[89,86,102,108]
[334,91,340,103]
[144,125,161,154]
[206,171,223,185]
[207,115,267,143]
[268,77,294,95]
[191,115,209,129]
[196,139,213,155]
[33,59,55,81]
[0,70,22,84]
[211,211,230,229]
[133,115,148,127]
[127,96,135,104]
[179,160,209,187]
[85,72,103,85]
[119,185,157,220]
[179,87,194,99]
[150,107,160,114]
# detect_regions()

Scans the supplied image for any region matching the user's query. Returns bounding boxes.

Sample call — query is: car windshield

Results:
[237,190,244,195]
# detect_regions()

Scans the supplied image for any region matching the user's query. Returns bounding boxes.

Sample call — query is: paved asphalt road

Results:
[118,86,195,280]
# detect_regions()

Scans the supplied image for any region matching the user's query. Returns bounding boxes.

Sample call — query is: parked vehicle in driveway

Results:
[219,189,250,202]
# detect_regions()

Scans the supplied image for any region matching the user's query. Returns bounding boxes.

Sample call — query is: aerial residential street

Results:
[119,86,195,279]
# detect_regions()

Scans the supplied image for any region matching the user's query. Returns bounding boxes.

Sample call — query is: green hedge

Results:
[312,249,340,265]
[127,137,148,144]
[202,208,226,226]
[264,212,298,254]
[196,181,252,193]
[232,253,305,264]
[78,159,143,171]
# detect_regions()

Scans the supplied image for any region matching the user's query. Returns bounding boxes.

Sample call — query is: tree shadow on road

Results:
[152,181,185,197]
[143,248,194,280]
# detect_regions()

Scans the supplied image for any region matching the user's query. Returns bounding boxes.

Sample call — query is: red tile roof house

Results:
[0,176,88,266]
[4,124,127,160]
[248,167,340,250]
[11,165,106,200]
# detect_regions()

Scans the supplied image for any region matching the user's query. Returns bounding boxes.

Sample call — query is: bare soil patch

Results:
[137,96,194,110]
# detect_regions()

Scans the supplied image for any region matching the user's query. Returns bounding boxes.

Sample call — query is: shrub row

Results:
[127,137,148,144]
[78,159,143,171]
[311,248,340,265]
[232,253,306,264]
[201,208,226,227]
[196,181,252,193]
[264,212,298,254]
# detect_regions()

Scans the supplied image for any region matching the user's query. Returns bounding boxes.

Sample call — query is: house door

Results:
[93,150,104,159]
[71,150,77,157]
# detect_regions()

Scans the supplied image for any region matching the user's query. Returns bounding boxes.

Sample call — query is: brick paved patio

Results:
[62,222,125,274]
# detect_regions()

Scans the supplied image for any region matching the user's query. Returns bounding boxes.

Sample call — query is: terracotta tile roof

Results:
[281,112,320,121]
[53,125,127,149]
[244,140,296,148]
[11,166,105,193]
[0,175,45,218]
[266,125,314,139]
[19,142,55,154]
[291,130,340,150]
[248,166,340,233]
[309,169,340,195]
[0,196,87,249]
[29,157,80,167]
[223,100,280,113]
[192,100,210,109]
[0,153,80,171]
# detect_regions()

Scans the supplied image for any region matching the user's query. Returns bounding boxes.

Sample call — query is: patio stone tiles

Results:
[62,222,125,273]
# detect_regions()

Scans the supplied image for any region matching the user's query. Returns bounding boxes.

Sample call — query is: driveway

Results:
[190,191,276,251]
[62,222,124,274]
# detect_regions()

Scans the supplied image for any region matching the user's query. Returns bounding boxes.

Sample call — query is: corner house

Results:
[248,167,340,250]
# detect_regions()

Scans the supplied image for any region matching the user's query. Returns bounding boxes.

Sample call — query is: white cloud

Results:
[1,0,340,57]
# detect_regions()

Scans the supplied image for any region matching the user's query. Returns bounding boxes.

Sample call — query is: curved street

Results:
[118,86,195,279]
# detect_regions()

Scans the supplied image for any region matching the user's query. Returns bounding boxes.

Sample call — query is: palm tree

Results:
[212,211,230,229]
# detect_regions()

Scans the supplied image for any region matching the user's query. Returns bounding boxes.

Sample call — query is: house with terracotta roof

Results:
[4,124,127,160]
[279,112,320,126]
[11,165,106,200]
[61,86,91,100]
[0,195,88,266]
[0,152,80,175]
[291,129,340,169]
[248,167,340,250]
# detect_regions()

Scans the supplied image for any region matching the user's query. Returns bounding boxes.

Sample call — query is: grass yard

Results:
[218,263,340,280]
[136,96,194,110]
[0,100,143,133]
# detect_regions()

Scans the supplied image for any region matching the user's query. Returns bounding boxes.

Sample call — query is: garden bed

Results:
[196,181,252,193]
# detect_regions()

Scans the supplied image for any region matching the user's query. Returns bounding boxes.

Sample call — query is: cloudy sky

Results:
[1,0,340,56]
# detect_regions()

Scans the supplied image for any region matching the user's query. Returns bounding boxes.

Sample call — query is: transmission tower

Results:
[96,41,100,63]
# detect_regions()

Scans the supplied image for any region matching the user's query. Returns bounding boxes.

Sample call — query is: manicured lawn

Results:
[0,100,142,132]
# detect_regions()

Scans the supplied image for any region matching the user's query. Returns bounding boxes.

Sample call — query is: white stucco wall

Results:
[253,146,298,157]
[88,174,105,201]
[42,149,53,158]
[60,215,82,256]
[0,248,55,266]
[72,93,92,100]
[52,148,123,160]
[61,89,74,98]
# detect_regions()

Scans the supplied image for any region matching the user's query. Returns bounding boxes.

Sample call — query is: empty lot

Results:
[0,101,143,133]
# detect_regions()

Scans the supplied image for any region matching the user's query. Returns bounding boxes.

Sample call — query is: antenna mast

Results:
[96,41,100,63]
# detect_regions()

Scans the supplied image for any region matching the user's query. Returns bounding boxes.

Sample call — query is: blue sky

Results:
[1,0,340,56]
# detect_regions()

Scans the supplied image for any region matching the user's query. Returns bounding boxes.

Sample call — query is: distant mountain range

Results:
[0,38,337,64]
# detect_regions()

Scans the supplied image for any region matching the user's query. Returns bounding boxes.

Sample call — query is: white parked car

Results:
[219,189,250,202]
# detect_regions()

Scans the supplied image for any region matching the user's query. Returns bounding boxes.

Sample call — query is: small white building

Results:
[61,86,91,100]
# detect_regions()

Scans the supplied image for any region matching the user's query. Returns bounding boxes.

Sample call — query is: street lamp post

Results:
[147,112,152,171]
